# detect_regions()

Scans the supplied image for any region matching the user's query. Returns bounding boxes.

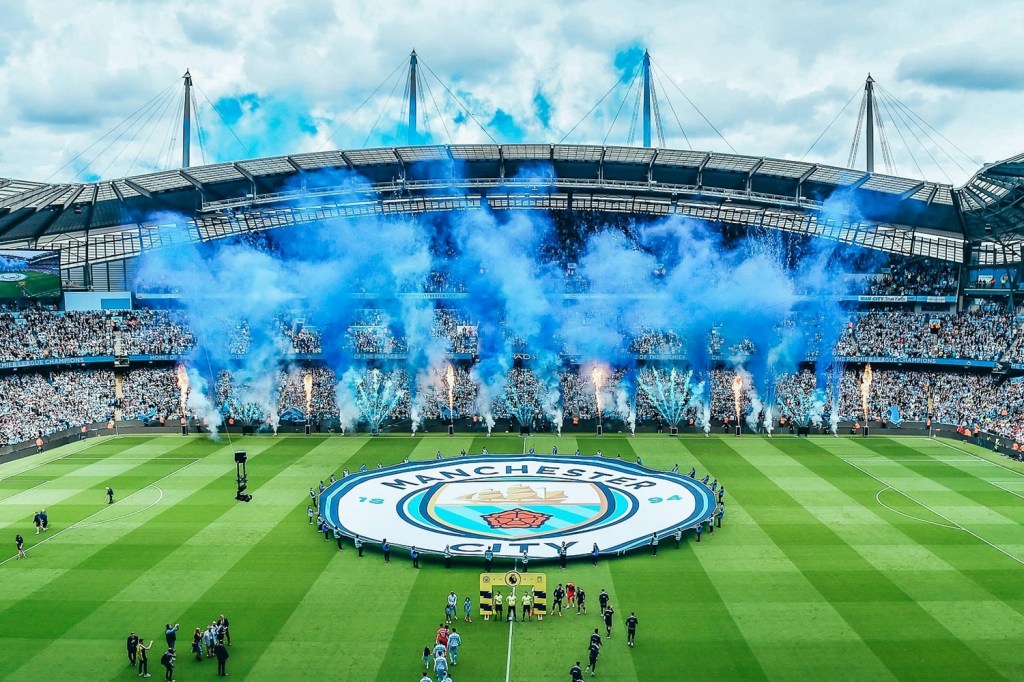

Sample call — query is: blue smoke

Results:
[134,163,873,431]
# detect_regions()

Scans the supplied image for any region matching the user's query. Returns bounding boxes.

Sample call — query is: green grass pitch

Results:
[0,270,61,299]
[3,432,1024,681]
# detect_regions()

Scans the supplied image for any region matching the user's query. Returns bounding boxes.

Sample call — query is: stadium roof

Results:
[0,145,1022,275]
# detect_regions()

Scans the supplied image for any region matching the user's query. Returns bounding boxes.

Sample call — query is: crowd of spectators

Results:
[121,367,186,422]
[630,330,684,355]
[864,260,959,296]
[3,363,1024,447]
[843,309,1012,361]
[561,368,629,421]
[432,309,478,355]
[3,304,1021,366]
[119,310,196,355]
[0,310,112,361]
[0,370,114,446]
[1004,324,1024,364]
[277,367,338,417]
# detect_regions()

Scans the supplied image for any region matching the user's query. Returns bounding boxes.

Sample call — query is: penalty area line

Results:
[0,458,199,565]
[931,438,1024,479]
[0,437,109,482]
[844,458,1024,567]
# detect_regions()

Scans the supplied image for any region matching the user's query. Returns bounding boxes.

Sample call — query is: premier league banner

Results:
[319,455,717,559]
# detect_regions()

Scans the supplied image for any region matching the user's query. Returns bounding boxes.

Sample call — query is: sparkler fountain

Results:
[446,363,456,436]
[636,367,697,436]
[827,361,844,436]
[304,371,313,435]
[860,363,872,437]
[592,367,606,435]
[732,374,743,436]
[356,369,406,435]
[176,364,190,434]
[502,371,539,436]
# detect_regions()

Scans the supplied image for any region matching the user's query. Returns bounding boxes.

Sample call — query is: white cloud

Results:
[0,0,1020,185]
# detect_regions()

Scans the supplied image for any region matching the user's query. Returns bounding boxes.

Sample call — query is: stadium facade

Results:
[0,144,1022,290]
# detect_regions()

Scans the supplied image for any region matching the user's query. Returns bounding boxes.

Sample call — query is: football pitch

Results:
[3,432,1024,681]
[0,270,61,299]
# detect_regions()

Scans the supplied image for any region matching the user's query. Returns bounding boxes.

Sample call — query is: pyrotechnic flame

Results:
[175,364,190,418]
[304,372,313,416]
[446,363,456,420]
[732,374,743,423]
[591,367,606,419]
[860,363,872,423]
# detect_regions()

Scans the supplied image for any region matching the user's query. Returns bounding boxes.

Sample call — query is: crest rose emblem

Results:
[481,507,552,529]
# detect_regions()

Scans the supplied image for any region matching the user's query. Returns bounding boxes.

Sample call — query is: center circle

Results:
[319,455,716,558]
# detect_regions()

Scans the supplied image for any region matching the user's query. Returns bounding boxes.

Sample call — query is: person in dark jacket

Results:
[214,641,230,676]
[159,648,175,682]
[127,632,139,667]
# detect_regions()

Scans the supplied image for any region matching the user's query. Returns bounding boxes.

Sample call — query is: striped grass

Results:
[2,432,1023,680]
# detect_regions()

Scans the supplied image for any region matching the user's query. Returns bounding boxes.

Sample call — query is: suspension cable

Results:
[85,87,178,180]
[126,87,180,176]
[46,80,179,182]
[557,58,641,144]
[76,90,176,181]
[418,58,498,144]
[363,65,406,147]
[872,96,899,175]
[421,70,453,144]
[652,67,691,150]
[847,92,867,169]
[317,56,407,152]
[649,56,736,153]
[194,83,253,159]
[876,83,981,168]
[876,84,972,178]
[603,63,642,146]
[160,89,186,170]
[650,76,667,147]
[626,66,643,145]
[190,89,208,167]
[875,90,926,179]
[800,85,860,161]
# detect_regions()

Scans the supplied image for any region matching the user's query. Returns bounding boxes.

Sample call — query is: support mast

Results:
[408,51,419,145]
[864,74,875,173]
[642,50,652,148]
[182,69,193,169]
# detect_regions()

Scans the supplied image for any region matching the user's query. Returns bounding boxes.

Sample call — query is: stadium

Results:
[3,6,1024,681]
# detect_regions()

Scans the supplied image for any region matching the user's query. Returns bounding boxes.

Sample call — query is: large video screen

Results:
[0,249,62,300]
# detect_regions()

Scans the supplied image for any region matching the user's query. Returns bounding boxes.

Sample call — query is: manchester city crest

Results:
[319,455,716,559]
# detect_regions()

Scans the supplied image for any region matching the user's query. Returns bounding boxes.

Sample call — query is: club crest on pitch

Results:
[318,455,717,558]
[414,479,616,539]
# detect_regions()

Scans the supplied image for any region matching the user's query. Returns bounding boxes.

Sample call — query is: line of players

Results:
[545,584,638,678]
[420,590,471,682]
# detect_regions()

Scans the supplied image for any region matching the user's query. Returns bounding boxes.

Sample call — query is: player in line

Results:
[625,611,638,647]
[585,629,602,676]
[447,628,462,665]
[553,583,566,616]
[603,603,615,638]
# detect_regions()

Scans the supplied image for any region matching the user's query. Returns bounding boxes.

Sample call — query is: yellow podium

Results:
[479,571,548,621]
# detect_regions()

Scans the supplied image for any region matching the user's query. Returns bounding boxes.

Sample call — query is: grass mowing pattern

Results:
[2,433,1024,680]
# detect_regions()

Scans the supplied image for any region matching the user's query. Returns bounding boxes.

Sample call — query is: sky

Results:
[0,0,1021,186]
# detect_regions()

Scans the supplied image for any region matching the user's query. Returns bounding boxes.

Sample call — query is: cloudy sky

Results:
[1,0,1021,186]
